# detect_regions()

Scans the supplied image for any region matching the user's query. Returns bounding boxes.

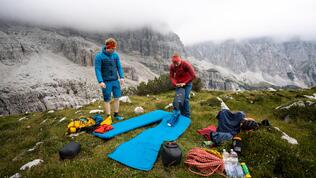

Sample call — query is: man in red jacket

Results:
[169,53,196,118]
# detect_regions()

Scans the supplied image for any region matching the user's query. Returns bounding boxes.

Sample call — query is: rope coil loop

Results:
[185,148,225,177]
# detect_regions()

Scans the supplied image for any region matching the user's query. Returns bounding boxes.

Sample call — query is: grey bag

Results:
[59,141,81,160]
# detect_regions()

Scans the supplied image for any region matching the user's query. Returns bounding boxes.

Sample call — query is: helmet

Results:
[241,120,259,131]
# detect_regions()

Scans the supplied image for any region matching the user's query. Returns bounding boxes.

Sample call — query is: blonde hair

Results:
[105,38,117,46]
[172,52,181,58]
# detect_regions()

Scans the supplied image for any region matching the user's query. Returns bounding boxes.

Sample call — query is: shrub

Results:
[192,77,203,92]
[273,100,316,123]
[135,74,173,96]
[133,74,203,96]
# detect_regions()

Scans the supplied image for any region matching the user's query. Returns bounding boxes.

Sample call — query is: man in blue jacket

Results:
[95,38,124,122]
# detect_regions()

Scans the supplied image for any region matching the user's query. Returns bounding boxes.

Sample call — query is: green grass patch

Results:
[0,89,316,177]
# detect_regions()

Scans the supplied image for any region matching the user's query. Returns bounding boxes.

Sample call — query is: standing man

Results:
[95,38,124,124]
[169,53,196,118]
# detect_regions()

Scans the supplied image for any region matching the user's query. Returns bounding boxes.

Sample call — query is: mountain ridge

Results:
[1,19,316,115]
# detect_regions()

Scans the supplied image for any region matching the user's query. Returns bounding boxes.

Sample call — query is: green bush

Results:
[135,74,173,96]
[132,74,203,96]
[237,128,316,178]
[192,77,203,92]
[122,86,137,96]
[273,101,316,123]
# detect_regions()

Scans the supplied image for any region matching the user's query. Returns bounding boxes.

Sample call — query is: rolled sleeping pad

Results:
[167,88,185,126]
[173,88,185,110]
[167,109,181,127]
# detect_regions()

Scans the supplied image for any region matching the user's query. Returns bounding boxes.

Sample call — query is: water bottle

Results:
[236,162,245,177]
[241,162,252,178]
[230,149,238,177]
[222,149,233,177]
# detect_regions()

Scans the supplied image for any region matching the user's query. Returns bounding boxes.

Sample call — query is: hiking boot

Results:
[114,113,124,121]
[100,115,112,125]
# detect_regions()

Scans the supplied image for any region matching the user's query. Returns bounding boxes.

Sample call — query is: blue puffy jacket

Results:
[216,109,245,135]
[94,46,124,83]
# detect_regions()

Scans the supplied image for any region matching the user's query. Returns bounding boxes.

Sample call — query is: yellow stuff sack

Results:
[67,117,95,134]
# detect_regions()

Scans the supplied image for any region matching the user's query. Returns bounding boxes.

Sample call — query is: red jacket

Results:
[169,60,196,87]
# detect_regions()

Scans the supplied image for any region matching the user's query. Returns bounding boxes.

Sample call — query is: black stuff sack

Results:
[160,141,182,167]
[59,141,81,160]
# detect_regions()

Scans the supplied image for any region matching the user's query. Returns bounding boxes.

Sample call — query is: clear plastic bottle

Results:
[236,162,245,178]
[222,149,233,177]
[230,149,239,177]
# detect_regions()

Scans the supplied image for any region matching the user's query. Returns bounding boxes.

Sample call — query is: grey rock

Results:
[186,37,316,87]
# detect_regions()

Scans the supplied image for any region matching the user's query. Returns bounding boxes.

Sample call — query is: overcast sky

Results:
[0,0,316,44]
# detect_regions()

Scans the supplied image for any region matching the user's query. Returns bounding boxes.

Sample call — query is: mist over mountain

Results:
[0,19,316,115]
[186,38,316,88]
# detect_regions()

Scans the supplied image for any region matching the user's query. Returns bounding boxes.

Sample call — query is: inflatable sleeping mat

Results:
[108,113,191,171]
[93,110,170,139]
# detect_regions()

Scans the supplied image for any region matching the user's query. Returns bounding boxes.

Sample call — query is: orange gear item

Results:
[94,124,113,133]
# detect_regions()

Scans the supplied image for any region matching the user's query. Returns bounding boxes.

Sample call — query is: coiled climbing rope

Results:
[185,147,225,177]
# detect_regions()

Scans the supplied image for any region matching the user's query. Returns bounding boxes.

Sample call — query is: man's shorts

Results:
[102,80,121,102]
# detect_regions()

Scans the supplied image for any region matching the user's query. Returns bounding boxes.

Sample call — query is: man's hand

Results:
[176,83,186,87]
[99,82,106,88]
[120,79,125,86]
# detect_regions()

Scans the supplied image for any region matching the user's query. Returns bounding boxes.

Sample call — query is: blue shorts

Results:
[102,80,122,102]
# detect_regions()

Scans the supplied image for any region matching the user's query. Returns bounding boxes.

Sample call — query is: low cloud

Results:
[1,0,316,44]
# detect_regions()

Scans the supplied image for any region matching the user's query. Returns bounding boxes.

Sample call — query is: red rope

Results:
[185,148,226,177]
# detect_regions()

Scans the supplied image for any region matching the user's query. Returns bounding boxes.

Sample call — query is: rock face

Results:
[0,23,97,66]
[0,20,180,115]
[93,28,186,60]
[0,80,100,115]
[2,19,315,115]
[41,25,186,60]
[186,38,316,88]
[193,67,240,90]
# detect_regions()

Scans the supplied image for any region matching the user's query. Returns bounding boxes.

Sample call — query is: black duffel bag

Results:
[59,141,81,160]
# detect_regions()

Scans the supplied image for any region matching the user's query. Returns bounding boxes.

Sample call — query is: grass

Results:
[0,88,316,177]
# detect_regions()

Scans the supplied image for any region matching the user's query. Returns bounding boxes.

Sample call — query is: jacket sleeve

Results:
[94,54,104,83]
[183,62,196,84]
[116,54,124,79]
[169,65,177,87]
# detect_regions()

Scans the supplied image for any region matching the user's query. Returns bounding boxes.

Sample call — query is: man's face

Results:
[106,48,115,54]
[173,61,181,67]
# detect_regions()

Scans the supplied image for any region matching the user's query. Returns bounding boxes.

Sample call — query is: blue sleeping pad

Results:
[93,110,170,139]
[108,114,191,171]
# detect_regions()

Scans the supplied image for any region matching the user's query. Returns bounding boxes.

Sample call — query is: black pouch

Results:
[232,137,242,154]
[59,141,81,160]
[160,141,182,167]
[241,120,259,131]
[261,119,270,126]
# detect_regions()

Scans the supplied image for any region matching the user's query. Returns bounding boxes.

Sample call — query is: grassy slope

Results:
[0,88,316,178]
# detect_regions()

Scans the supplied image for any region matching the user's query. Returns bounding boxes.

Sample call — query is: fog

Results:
[1,0,315,44]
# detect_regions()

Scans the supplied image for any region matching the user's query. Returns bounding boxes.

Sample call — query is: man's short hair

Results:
[105,38,117,47]
[172,52,181,58]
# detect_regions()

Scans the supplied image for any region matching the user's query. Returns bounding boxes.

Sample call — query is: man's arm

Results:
[169,65,177,87]
[182,62,196,84]
[94,54,104,83]
[116,54,124,79]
